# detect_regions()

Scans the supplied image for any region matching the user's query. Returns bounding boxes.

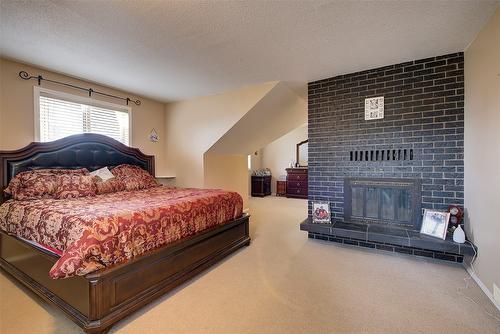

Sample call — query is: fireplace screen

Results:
[344,178,421,229]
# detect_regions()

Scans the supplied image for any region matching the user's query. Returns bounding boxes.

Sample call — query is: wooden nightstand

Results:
[276,180,287,196]
[251,175,271,197]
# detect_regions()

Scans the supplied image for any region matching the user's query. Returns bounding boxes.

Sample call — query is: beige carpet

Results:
[1,196,499,334]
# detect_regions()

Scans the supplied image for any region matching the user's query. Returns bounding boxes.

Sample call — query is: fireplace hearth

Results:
[344,177,421,230]
[301,175,475,262]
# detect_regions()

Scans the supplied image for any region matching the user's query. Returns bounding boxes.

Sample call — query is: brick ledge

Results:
[300,218,476,258]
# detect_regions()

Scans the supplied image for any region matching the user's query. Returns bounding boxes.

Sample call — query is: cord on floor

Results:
[456,240,500,323]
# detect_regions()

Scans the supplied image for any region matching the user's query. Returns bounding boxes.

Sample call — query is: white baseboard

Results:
[465,266,500,311]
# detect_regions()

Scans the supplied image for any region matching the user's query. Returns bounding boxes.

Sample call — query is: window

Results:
[35,87,131,145]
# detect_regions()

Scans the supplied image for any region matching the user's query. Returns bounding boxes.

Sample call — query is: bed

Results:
[0,133,250,333]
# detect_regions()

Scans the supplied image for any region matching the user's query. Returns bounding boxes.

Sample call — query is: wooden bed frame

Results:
[0,134,250,333]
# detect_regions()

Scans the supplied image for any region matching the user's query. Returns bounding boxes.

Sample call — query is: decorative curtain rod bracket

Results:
[18,70,141,106]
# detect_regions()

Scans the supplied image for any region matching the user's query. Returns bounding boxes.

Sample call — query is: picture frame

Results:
[364,96,384,120]
[420,209,450,240]
[312,201,331,224]
[149,128,159,143]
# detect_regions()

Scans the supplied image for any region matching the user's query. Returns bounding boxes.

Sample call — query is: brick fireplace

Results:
[300,53,475,261]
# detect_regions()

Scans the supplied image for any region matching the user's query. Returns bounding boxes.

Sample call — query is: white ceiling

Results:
[0,1,498,102]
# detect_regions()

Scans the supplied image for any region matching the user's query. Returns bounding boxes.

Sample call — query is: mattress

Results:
[0,186,243,279]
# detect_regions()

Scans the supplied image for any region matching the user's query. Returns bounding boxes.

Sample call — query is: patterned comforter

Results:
[0,187,243,279]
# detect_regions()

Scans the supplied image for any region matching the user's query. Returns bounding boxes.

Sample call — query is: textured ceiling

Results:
[0,1,498,102]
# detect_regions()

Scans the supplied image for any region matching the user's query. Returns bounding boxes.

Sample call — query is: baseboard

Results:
[465,265,500,311]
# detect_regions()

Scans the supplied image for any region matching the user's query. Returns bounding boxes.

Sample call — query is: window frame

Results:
[33,86,133,145]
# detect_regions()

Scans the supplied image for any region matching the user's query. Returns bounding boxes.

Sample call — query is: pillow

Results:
[53,174,97,199]
[90,167,115,182]
[35,168,88,175]
[111,164,158,191]
[94,177,126,195]
[5,168,89,200]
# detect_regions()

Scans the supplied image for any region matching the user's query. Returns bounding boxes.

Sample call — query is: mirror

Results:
[296,140,308,167]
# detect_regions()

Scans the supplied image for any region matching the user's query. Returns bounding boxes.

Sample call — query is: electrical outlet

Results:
[494,283,500,304]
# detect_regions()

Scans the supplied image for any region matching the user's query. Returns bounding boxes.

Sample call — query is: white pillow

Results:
[90,167,115,182]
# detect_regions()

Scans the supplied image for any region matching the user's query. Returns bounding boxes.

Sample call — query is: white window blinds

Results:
[38,91,130,145]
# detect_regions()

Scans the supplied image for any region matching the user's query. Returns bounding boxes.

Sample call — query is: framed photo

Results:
[364,96,384,120]
[149,128,159,143]
[420,209,450,240]
[312,201,331,224]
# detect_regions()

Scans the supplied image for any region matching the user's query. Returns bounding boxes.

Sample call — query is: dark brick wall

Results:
[308,53,464,221]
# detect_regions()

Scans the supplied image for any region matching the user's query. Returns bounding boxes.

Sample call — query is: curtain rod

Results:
[18,71,141,106]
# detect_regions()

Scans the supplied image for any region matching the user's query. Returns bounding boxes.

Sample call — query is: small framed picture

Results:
[312,201,331,224]
[149,128,159,143]
[420,209,450,240]
[364,96,384,120]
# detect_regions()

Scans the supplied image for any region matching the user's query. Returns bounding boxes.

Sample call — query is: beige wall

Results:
[0,58,305,208]
[207,82,307,155]
[250,150,262,171]
[464,7,500,300]
[261,124,308,194]
[247,149,262,198]
[0,58,167,175]
[0,60,3,149]
[164,82,277,188]
[164,81,307,207]
[204,153,249,209]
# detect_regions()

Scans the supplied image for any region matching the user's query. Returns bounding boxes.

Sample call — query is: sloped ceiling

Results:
[0,1,498,101]
[207,82,307,155]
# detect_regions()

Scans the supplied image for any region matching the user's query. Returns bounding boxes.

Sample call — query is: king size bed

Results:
[0,133,250,333]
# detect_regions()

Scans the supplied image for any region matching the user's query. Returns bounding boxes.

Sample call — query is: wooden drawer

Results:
[287,173,308,181]
[287,180,307,189]
[286,168,307,175]
[287,187,308,197]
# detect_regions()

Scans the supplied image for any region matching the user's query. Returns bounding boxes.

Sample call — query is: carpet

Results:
[1,196,499,333]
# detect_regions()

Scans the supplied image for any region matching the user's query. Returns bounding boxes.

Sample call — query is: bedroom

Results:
[1,1,500,333]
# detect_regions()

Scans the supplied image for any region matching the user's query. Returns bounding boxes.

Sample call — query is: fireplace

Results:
[301,53,472,262]
[344,178,422,230]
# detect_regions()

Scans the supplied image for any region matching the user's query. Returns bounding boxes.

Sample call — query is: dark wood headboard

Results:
[0,133,155,203]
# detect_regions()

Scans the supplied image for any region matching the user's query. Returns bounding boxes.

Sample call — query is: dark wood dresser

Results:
[286,168,308,199]
[251,175,271,197]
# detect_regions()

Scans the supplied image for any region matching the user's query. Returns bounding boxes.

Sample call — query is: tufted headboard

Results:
[0,133,155,203]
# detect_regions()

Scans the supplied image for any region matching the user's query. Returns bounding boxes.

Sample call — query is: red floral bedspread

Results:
[0,187,243,279]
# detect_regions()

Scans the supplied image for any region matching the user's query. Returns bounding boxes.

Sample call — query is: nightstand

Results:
[251,175,271,197]
[276,180,287,196]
